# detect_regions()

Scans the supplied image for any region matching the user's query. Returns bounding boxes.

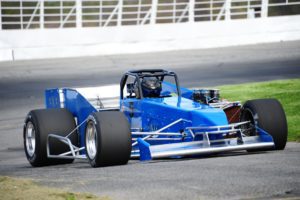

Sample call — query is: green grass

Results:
[217,79,300,142]
[0,176,110,200]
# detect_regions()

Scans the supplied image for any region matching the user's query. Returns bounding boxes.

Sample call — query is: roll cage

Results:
[120,69,181,99]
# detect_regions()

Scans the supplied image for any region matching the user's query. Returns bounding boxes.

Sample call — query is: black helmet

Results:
[141,77,162,97]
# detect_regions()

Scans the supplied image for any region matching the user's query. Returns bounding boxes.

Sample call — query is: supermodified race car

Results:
[24,69,287,167]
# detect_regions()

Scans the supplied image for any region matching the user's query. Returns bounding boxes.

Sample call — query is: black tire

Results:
[240,99,287,150]
[23,108,78,167]
[85,111,131,167]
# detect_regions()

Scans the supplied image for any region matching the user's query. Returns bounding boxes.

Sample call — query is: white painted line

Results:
[75,84,120,99]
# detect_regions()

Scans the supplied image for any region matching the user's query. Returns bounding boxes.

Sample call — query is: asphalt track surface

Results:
[0,41,300,200]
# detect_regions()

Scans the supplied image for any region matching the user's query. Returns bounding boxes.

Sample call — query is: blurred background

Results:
[0,0,300,61]
[0,2,300,199]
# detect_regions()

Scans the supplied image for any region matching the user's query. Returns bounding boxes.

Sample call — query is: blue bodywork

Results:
[45,69,274,159]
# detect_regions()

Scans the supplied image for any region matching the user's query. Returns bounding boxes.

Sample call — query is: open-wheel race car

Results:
[23,69,287,167]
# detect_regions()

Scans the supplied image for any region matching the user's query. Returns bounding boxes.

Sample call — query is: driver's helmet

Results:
[141,77,162,97]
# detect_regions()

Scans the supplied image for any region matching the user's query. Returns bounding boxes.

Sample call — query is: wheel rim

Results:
[25,122,36,157]
[241,108,256,136]
[86,121,97,160]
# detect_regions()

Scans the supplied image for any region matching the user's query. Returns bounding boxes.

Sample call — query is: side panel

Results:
[64,89,97,149]
[121,99,142,131]
[122,97,229,147]
[45,89,61,108]
[45,88,97,149]
[140,100,191,133]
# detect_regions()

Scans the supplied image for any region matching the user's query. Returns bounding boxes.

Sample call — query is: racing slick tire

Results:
[240,99,287,150]
[85,111,132,167]
[23,108,78,167]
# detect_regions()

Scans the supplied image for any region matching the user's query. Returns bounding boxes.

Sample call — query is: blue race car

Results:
[23,69,287,167]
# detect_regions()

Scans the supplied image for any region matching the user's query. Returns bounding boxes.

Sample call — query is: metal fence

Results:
[1,0,300,30]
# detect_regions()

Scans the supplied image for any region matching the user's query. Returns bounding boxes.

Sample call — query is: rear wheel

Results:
[85,111,132,167]
[240,99,287,150]
[24,108,78,167]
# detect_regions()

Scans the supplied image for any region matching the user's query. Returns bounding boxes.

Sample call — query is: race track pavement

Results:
[0,41,300,200]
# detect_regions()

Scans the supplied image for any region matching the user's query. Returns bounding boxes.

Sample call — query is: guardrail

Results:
[1,0,300,30]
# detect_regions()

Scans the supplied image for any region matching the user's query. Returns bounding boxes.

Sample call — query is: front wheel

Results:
[85,111,132,167]
[240,99,288,150]
[24,108,78,167]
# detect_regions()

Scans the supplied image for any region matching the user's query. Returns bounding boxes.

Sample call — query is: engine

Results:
[192,89,220,104]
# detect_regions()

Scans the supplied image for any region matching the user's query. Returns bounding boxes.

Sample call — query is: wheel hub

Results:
[86,122,97,160]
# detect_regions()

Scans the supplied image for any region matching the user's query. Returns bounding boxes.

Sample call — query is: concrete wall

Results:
[0,15,300,61]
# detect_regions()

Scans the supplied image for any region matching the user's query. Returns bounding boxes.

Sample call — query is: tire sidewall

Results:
[241,99,287,150]
[85,111,131,167]
[24,112,42,165]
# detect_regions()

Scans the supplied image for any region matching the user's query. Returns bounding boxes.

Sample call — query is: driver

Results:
[141,77,162,97]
